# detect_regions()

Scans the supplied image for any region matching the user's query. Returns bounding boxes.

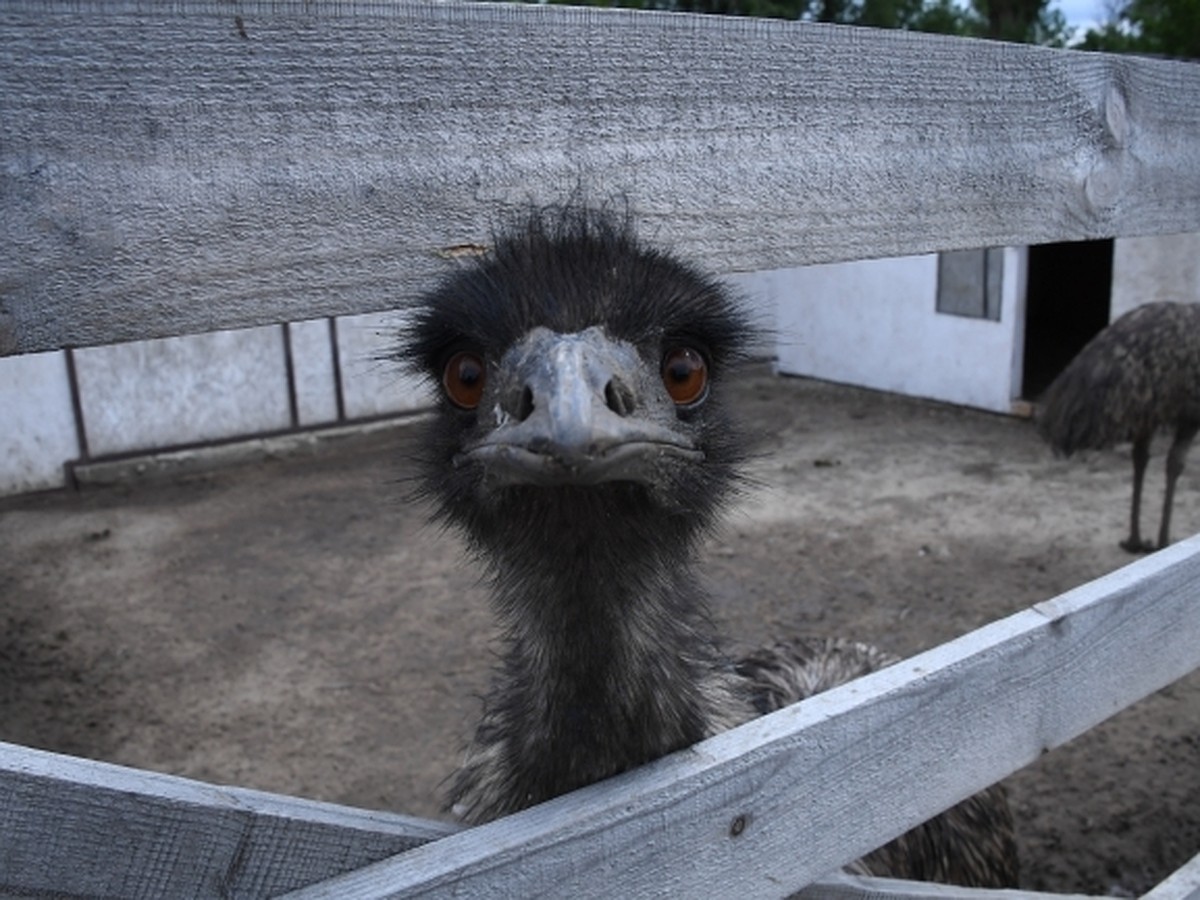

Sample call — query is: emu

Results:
[1037,302,1200,553]
[400,205,1018,887]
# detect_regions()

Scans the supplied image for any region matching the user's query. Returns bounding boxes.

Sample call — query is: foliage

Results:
[1076,0,1200,57]
[539,0,1070,44]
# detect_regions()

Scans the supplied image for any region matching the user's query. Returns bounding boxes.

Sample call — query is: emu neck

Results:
[493,540,719,745]
[455,508,743,821]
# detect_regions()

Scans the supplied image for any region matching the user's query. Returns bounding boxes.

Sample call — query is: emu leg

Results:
[1157,421,1199,549]
[1121,435,1153,553]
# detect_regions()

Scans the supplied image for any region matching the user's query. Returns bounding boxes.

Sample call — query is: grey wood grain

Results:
[797,869,1101,900]
[1142,851,1200,900]
[0,741,458,899]
[3,1,1200,353]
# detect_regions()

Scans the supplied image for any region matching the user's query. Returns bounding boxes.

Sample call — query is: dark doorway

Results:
[1021,239,1114,400]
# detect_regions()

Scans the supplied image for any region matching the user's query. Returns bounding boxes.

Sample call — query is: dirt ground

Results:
[2,367,1197,896]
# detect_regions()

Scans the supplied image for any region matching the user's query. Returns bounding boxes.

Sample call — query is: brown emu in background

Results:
[1037,302,1200,552]
[399,205,1018,887]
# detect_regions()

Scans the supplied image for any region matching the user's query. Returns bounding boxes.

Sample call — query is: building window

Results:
[937,248,1003,321]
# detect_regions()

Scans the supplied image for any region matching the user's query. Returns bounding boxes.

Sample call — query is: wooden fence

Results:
[3,2,1200,897]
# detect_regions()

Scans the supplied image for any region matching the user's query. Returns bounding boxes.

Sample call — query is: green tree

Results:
[972,0,1070,42]
[540,0,1068,43]
[1077,0,1200,56]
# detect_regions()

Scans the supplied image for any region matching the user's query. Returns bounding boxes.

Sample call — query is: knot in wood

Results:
[1102,85,1128,149]
[1083,163,1120,212]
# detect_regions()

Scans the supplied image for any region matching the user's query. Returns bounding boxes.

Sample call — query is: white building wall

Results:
[0,252,1031,497]
[336,311,431,420]
[25,230,1200,498]
[288,318,340,427]
[0,312,432,497]
[1111,233,1200,319]
[768,249,1027,414]
[73,326,293,456]
[0,351,79,493]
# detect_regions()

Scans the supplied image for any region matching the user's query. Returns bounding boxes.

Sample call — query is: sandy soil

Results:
[1,368,1197,895]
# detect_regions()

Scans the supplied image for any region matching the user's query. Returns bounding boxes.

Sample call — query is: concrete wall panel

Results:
[1111,233,1200,319]
[0,351,79,493]
[336,311,430,420]
[771,252,1024,413]
[287,319,339,427]
[74,326,291,456]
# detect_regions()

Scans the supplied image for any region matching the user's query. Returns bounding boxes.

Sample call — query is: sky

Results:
[1052,0,1107,35]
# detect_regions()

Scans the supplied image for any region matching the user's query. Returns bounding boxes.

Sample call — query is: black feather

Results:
[1037,301,1200,551]
[397,205,1018,887]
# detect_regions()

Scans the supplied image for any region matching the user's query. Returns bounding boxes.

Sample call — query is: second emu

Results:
[400,205,1018,887]
[1038,301,1200,552]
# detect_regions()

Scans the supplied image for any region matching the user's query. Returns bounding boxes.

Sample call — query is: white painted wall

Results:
[769,249,1028,414]
[289,318,340,427]
[0,351,80,493]
[73,327,293,456]
[0,314,429,497]
[0,251,1033,498]
[12,230,1198,499]
[1111,233,1200,319]
[336,311,427,420]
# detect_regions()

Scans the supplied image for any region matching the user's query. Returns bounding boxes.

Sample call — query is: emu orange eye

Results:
[662,347,708,405]
[442,351,486,409]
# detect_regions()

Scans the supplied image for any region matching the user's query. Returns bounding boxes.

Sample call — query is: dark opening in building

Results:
[1021,239,1114,400]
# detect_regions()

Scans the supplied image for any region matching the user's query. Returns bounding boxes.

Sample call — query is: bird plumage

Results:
[1037,301,1200,551]
[400,205,1017,887]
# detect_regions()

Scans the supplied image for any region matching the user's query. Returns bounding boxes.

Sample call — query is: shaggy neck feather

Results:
[449,499,746,821]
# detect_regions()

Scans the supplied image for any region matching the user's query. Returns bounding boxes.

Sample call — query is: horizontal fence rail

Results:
[3,0,1200,354]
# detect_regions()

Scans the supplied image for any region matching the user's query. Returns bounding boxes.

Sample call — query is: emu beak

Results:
[456,326,702,486]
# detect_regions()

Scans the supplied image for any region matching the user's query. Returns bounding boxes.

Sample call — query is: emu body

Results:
[401,206,1017,887]
[1038,302,1200,552]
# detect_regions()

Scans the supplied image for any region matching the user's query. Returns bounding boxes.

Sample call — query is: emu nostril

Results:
[514,385,535,422]
[604,378,636,417]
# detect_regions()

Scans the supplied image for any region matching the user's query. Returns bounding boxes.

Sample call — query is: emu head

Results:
[400,207,754,566]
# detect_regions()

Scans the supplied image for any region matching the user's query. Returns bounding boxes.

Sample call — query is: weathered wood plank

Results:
[798,869,1100,900]
[281,536,1200,898]
[4,1,1200,354]
[1143,852,1200,900]
[0,741,458,899]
